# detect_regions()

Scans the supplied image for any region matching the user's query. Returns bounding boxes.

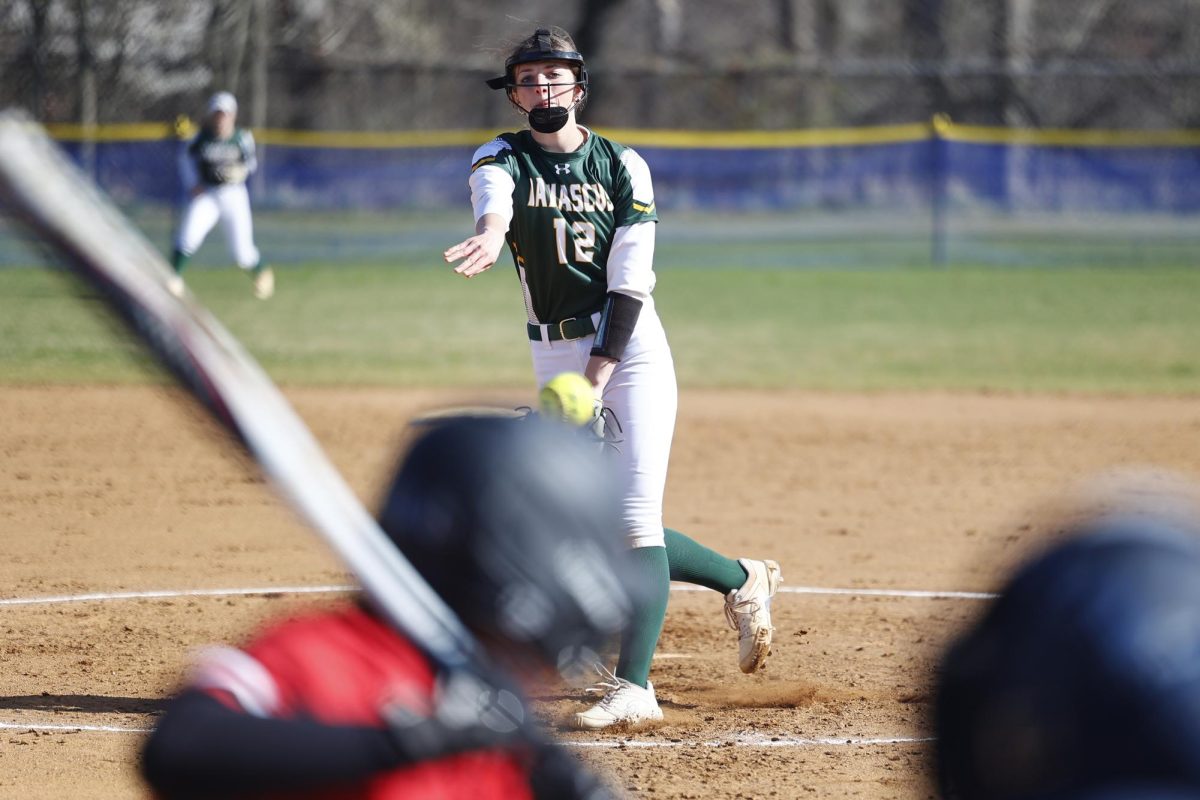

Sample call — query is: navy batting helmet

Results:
[377,414,634,674]
[937,514,1200,800]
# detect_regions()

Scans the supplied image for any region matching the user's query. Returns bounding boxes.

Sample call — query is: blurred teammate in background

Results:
[169,91,273,299]
[141,415,633,799]
[937,501,1200,800]
[443,26,782,730]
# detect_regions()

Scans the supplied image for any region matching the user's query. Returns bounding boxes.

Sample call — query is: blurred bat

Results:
[0,109,522,725]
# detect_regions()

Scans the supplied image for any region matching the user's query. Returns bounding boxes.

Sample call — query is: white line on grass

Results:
[0,583,996,607]
[0,719,933,748]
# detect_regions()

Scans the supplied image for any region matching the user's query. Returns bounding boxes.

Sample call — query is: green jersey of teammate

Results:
[469,129,658,324]
[186,126,257,187]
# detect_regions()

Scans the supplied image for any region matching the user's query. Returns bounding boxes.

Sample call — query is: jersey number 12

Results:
[553,219,595,265]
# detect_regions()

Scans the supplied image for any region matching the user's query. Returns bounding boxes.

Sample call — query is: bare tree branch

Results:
[24,0,52,119]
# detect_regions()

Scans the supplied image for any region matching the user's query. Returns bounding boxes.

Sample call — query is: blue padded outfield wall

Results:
[6,120,1200,268]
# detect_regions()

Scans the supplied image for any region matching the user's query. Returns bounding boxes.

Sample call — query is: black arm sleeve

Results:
[141,690,403,798]
[590,291,643,361]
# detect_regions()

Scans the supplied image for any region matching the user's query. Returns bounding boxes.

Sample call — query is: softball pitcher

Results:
[169,91,273,299]
[443,27,782,730]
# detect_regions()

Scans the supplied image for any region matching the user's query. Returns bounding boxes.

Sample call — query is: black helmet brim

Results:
[486,28,587,90]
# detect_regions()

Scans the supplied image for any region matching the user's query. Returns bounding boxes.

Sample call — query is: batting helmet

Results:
[377,414,634,674]
[937,514,1200,800]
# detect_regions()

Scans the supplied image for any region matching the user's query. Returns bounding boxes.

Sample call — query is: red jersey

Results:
[188,605,533,800]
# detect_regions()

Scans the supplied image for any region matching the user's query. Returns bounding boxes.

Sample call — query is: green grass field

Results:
[2,262,1199,393]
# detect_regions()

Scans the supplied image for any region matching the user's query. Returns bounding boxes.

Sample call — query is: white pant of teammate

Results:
[175,183,260,269]
[530,298,676,550]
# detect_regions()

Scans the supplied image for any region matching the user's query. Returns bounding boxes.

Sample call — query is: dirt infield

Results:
[4,385,1200,798]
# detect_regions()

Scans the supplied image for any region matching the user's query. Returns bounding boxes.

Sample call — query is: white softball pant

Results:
[175,183,261,269]
[530,298,677,550]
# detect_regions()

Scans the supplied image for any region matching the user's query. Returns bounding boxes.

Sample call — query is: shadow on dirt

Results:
[0,694,166,715]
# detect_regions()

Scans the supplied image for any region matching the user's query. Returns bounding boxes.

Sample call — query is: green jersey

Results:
[185,126,257,187]
[469,129,658,324]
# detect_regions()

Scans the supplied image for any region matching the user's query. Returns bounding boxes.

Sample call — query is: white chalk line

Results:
[0,721,152,734]
[0,720,932,748]
[0,584,952,749]
[0,592,936,748]
[0,583,996,608]
[569,734,935,749]
[0,585,357,607]
[673,584,997,600]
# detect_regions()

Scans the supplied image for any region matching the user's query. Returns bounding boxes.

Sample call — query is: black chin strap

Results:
[511,83,583,133]
[528,105,570,134]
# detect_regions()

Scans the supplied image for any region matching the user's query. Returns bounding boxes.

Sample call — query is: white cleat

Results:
[725,558,782,674]
[252,267,274,300]
[167,275,185,298]
[572,664,662,730]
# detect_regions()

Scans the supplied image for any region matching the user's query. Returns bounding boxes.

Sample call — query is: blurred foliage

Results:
[2,0,1198,131]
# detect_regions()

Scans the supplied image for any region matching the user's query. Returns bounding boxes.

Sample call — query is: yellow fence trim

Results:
[591,124,931,148]
[43,122,933,149]
[41,121,1200,149]
[939,121,1200,147]
[255,124,934,149]
[253,128,505,148]
[46,122,173,141]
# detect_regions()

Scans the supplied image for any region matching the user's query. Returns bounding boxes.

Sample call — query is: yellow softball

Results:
[538,371,596,426]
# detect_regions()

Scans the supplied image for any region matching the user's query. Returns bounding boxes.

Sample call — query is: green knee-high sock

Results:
[171,249,191,274]
[664,527,748,595]
[615,546,670,689]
